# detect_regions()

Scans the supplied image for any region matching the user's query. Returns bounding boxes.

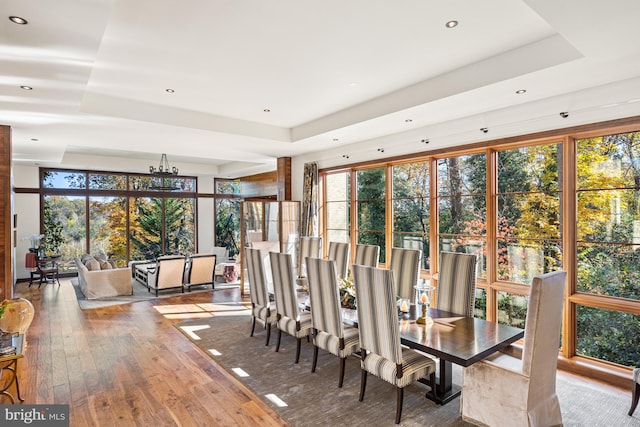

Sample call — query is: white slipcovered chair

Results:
[461,270,566,427]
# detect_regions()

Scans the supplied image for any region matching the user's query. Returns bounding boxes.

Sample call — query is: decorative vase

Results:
[0,298,35,335]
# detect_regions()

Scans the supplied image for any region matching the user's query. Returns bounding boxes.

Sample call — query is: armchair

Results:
[184,253,217,292]
[147,255,187,296]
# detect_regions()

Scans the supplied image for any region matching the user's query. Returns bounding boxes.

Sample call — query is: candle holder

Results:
[414,282,433,325]
[398,298,410,318]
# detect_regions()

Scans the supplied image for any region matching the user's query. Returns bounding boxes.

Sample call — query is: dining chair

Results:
[327,241,350,281]
[461,270,567,427]
[351,264,437,424]
[246,248,277,346]
[389,247,422,301]
[630,367,640,416]
[298,236,322,284]
[306,257,360,387]
[435,251,478,316]
[269,251,313,363]
[353,244,380,268]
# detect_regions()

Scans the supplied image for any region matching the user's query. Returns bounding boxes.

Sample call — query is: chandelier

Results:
[149,153,178,176]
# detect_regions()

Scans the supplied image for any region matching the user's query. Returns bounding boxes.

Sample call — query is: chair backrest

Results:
[435,251,477,316]
[354,244,380,268]
[298,237,322,277]
[246,248,270,309]
[210,246,229,263]
[389,247,422,301]
[327,241,350,281]
[306,257,343,338]
[269,252,301,321]
[352,264,402,364]
[186,254,216,285]
[522,271,566,382]
[250,240,280,291]
[156,256,186,286]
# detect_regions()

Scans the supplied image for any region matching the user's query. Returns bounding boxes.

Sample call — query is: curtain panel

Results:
[301,162,318,237]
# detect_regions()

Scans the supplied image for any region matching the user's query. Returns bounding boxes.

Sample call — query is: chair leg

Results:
[630,381,640,416]
[295,337,302,364]
[311,345,318,373]
[275,328,282,352]
[250,316,256,337]
[338,357,346,388]
[428,372,438,403]
[359,369,367,402]
[265,323,271,346]
[395,387,404,424]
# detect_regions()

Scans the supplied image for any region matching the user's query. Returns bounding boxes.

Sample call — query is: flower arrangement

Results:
[22,233,45,250]
[338,273,356,309]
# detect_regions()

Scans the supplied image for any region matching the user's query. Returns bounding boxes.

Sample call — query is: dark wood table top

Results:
[341,304,524,368]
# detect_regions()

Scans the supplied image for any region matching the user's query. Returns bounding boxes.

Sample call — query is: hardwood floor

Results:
[8,278,630,426]
[11,279,289,427]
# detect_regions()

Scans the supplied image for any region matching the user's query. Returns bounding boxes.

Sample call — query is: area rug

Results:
[71,278,239,310]
[175,313,638,427]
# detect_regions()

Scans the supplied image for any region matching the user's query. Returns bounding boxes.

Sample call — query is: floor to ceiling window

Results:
[356,167,386,263]
[324,171,350,245]
[319,119,640,383]
[574,131,640,367]
[42,169,197,270]
[214,179,241,258]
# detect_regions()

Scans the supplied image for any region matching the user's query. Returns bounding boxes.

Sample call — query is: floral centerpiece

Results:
[338,273,356,309]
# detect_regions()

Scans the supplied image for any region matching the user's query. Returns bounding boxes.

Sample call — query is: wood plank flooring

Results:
[11,279,289,427]
[8,278,630,426]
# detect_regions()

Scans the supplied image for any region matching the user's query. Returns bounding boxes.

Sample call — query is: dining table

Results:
[340,303,525,404]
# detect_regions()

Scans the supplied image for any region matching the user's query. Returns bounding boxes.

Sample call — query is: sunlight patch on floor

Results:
[153,304,206,314]
[232,367,249,377]
[165,312,214,320]
[197,302,250,312]
[265,394,288,407]
[179,324,211,340]
[208,349,222,356]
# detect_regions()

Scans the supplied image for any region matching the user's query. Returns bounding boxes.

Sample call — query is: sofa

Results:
[75,255,133,299]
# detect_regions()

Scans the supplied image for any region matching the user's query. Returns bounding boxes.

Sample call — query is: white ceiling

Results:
[2,0,640,177]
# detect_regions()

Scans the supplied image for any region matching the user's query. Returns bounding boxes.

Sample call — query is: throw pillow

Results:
[100,261,112,270]
[86,259,101,271]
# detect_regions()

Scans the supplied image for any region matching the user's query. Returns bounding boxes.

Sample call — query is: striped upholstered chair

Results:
[435,251,478,317]
[297,236,322,285]
[353,244,380,267]
[306,257,360,387]
[246,248,277,346]
[327,241,350,281]
[269,251,313,363]
[389,247,422,302]
[630,368,640,416]
[352,264,437,424]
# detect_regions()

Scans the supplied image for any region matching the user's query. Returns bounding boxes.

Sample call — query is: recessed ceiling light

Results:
[480,128,488,133]
[515,89,527,94]
[445,20,458,28]
[31,138,39,142]
[332,138,339,142]
[165,88,175,93]
[263,108,271,112]
[9,16,28,25]
[405,119,413,123]
[20,85,33,90]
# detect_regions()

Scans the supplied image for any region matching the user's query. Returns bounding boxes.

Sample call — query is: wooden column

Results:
[0,126,12,300]
[276,157,291,201]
